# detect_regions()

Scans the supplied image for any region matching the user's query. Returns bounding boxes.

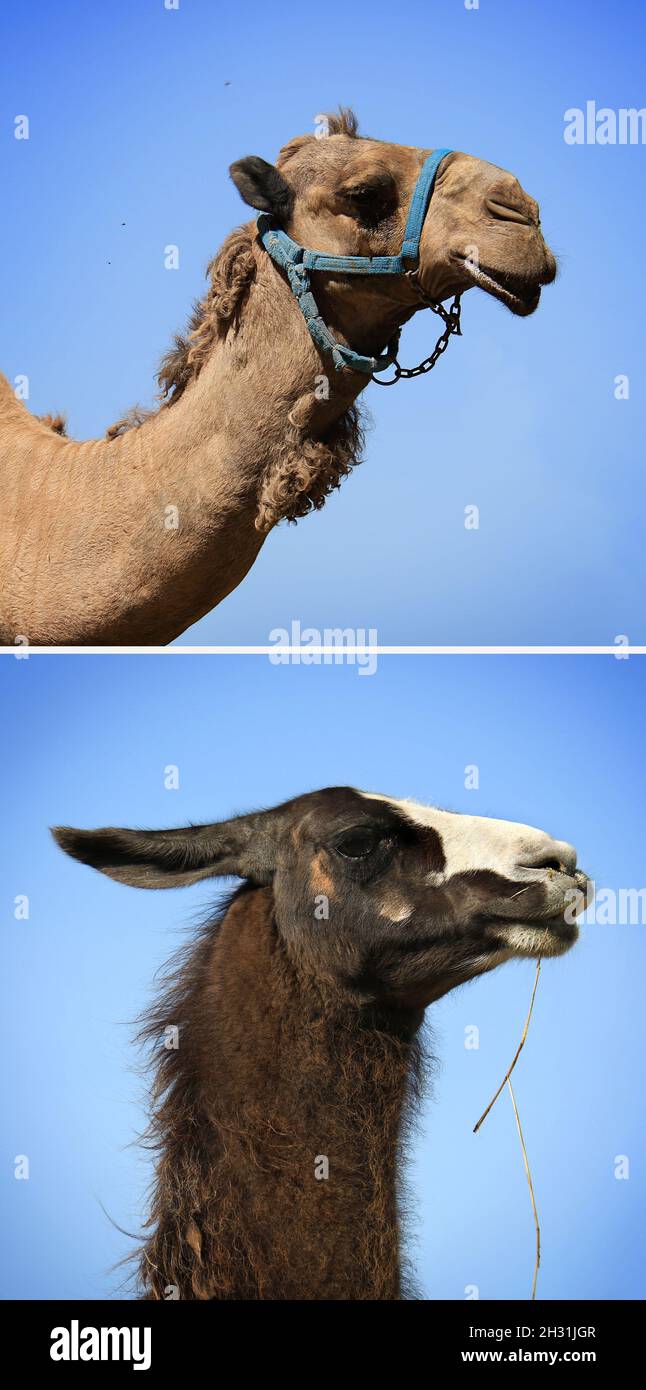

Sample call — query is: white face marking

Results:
[360,793,575,885]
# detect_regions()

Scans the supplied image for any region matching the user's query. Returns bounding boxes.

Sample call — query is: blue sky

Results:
[1,0,645,645]
[1,652,644,1299]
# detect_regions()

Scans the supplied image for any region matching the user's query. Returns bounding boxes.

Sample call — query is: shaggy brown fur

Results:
[107,220,364,530]
[156,227,258,411]
[104,227,257,438]
[105,406,155,441]
[322,107,360,138]
[136,887,425,1301]
[38,412,67,436]
[258,401,364,531]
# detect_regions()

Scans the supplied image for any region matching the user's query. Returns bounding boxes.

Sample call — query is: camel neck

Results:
[0,237,376,645]
[140,887,425,1300]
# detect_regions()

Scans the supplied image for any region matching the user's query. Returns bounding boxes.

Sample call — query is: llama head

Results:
[229,109,556,320]
[53,786,591,1010]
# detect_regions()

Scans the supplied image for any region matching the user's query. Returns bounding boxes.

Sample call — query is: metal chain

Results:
[371,294,462,386]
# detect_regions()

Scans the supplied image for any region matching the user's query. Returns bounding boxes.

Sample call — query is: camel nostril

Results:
[485,196,534,226]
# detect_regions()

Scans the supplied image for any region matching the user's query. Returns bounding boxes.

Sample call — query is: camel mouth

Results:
[453,255,542,317]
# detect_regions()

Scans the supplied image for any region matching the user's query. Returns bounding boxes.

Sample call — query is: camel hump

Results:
[0,373,68,436]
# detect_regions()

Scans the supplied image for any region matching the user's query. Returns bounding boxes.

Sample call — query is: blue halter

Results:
[257,147,453,375]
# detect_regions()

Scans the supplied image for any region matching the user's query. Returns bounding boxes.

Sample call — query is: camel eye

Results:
[335,828,382,860]
[344,184,379,203]
[339,174,397,220]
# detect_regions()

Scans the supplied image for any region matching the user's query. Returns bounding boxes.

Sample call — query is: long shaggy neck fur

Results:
[137,886,426,1301]
[108,226,365,535]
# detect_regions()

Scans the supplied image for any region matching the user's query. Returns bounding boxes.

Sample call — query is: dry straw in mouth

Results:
[473,959,542,1300]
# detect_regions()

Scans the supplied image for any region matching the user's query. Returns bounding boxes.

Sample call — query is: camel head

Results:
[229,109,557,325]
[53,786,590,1013]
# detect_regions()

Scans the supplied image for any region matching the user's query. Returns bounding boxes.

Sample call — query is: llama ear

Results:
[229,156,293,219]
[51,820,275,889]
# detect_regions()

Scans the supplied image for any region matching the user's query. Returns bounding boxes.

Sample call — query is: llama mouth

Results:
[484,914,579,959]
[454,255,541,316]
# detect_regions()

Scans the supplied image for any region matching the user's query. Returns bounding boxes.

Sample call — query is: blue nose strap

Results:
[257,147,453,374]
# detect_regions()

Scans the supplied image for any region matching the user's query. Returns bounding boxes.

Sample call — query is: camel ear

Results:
[229,156,293,219]
[51,819,275,889]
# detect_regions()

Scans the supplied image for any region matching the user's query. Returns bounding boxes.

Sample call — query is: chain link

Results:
[371,295,462,386]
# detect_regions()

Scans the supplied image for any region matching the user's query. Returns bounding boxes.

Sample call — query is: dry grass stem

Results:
[473,959,541,1133]
[472,959,543,1300]
[507,1078,541,1300]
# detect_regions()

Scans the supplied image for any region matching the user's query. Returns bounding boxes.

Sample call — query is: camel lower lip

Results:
[454,256,540,314]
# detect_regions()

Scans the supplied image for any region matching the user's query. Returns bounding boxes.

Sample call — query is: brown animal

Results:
[2,110,556,646]
[53,786,589,1300]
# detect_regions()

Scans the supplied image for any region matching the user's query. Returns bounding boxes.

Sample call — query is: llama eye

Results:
[335,829,381,860]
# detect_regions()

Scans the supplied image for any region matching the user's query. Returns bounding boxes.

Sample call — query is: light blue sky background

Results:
[1,0,644,645]
[2,653,644,1299]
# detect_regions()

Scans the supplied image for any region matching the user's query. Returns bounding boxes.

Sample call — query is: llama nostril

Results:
[537,856,563,873]
[518,839,577,875]
[531,843,577,875]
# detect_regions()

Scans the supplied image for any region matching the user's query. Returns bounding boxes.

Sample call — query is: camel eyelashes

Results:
[229,156,293,220]
[338,172,398,222]
[339,173,397,203]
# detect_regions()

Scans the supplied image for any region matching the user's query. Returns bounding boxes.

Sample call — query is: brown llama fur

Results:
[135,887,425,1301]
